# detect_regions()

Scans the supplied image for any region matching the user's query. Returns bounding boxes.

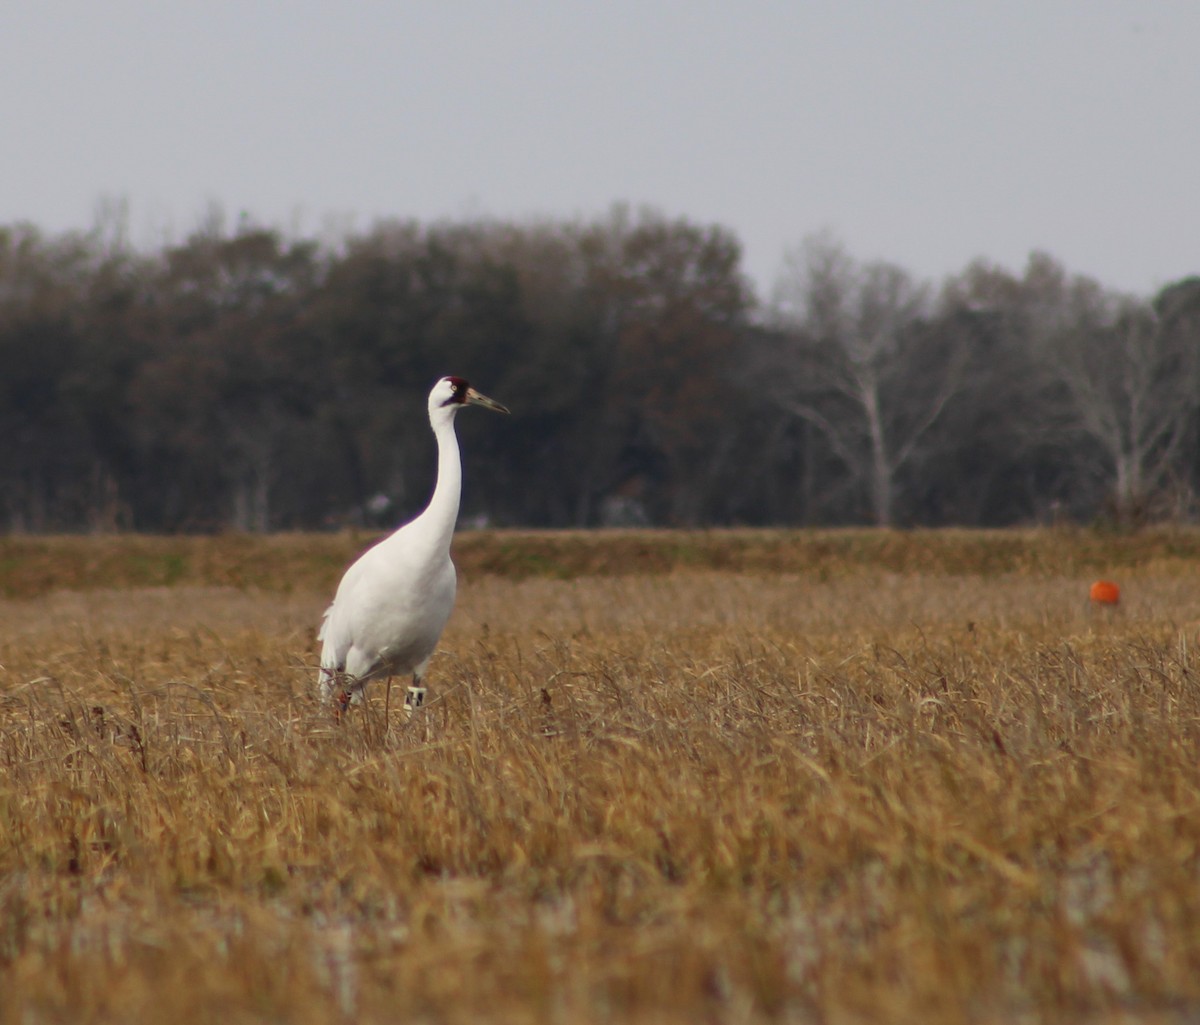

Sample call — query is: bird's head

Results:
[429,376,510,416]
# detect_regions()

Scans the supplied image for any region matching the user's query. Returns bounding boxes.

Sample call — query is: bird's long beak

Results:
[465,387,510,414]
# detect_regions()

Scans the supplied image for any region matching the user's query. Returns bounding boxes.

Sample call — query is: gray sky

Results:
[3,1,1198,299]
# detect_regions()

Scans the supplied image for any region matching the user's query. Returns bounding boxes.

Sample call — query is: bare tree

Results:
[765,234,969,525]
[932,252,1109,523]
[1047,284,1200,524]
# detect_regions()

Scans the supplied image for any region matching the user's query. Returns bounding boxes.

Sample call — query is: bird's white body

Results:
[318,521,457,700]
[318,377,507,712]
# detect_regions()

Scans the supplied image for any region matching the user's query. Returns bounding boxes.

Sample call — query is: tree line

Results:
[2,205,1198,533]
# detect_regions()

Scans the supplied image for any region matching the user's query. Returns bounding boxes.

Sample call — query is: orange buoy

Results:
[1089,579,1121,606]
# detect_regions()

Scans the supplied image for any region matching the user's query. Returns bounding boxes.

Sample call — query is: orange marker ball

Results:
[1089,580,1121,605]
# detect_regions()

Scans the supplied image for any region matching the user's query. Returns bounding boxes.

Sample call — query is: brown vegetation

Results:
[2,531,1200,1022]
[3,526,1200,597]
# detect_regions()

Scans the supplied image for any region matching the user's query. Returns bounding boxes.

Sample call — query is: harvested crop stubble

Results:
[2,534,1200,1023]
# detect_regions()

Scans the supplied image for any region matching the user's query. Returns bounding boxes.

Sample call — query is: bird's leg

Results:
[404,672,426,716]
[333,683,352,724]
[324,672,350,724]
[320,667,354,724]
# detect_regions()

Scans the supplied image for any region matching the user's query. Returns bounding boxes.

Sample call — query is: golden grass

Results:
[3,525,1200,596]
[2,531,1200,1023]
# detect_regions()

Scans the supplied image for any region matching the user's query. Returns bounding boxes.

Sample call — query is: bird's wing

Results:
[317,538,395,672]
[317,551,373,670]
[317,601,335,642]
[318,599,347,674]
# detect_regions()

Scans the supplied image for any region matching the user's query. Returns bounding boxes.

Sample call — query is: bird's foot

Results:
[404,686,426,715]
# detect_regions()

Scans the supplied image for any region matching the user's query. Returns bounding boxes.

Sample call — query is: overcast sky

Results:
[3,1,1198,298]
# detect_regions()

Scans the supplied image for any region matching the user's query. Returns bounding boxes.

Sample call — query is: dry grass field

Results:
[2,529,1200,1024]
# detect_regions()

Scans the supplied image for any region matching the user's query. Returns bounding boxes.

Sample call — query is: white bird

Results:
[318,376,509,718]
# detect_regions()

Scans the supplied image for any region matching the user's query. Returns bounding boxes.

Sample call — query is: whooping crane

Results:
[318,376,509,718]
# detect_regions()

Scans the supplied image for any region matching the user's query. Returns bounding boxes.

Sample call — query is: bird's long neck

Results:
[415,411,463,556]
